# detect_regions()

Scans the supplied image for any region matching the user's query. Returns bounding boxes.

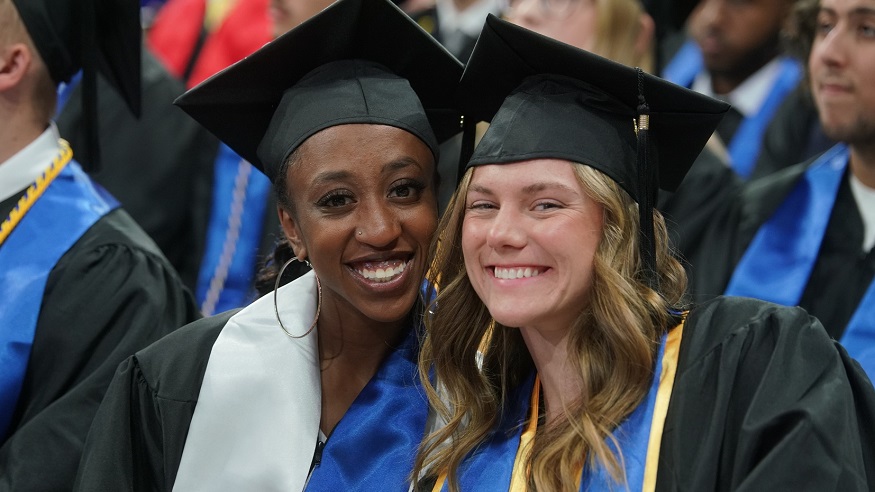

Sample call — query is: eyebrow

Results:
[468,181,578,196]
[819,6,875,17]
[310,156,425,186]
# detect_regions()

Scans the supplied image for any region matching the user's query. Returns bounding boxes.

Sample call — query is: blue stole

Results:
[725,144,875,377]
[306,324,429,490]
[662,40,802,179]
[0,161,118,438]
[196,143,271,315]
[444,333,668,491]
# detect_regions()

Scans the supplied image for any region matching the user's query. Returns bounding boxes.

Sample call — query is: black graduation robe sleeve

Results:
[74,311,234,491]
[0,210,200,492]
[657,296,875,491]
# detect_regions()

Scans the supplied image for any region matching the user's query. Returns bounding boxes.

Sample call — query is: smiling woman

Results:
[413,17,875,492]
[73,0,462,490]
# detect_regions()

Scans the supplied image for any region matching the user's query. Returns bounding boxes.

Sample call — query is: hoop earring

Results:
[274,256,321,339]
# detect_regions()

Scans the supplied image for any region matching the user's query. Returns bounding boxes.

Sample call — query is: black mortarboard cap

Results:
[12,0,142,169]
[460,16,728,287]
[175,0,464,182]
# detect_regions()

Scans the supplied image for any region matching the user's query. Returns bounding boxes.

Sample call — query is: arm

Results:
[0,216,198,491]
[658,299,874,491]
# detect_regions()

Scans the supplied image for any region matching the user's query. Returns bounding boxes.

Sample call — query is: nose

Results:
[485,206,526,250]
[355,200,401,248]
[812,23,848,70]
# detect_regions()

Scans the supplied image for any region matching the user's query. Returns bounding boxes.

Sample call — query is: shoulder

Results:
[735,160,809,226]
[681,296,834,369]
[133,310,239,402]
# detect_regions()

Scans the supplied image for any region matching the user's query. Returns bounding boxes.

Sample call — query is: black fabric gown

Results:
[656,296,874,491]
[0,193,200,491]
[417,296,875,491]
[686,158,875,339]
[78,294,875,491]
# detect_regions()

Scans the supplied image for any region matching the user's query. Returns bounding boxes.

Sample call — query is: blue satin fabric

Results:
[662,40,801,179]
[306,324,429,490]
[195,143,271,313]
[843,282,875,378]
[726,144,875,378]
[445,334,668,491]
[0,161,118,438]
[725,145,847,304]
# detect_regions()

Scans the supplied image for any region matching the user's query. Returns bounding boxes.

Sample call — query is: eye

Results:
[316,190,354,208]
[533,201,562,211]
[859,22,875,38]
[815,14,835,36]
[388,179,426,200]
[466,200,496,211]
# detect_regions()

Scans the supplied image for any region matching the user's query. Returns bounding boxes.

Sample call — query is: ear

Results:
[0,43,32,92]
[635,13,656,65]
[277,205,308,262]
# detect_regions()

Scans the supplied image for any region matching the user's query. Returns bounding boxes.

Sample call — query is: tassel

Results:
[635,68,658,291]
[457,115,475,184]
[80,0,100,172]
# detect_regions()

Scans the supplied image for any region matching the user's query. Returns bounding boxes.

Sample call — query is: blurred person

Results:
[506,0,655,71]
[689,0,875,378]
[663,0,802,179]
[413,17,875,491]
[73,0,463,488]
[55,49,217,289]
[0,0,199,488]
[410,0,503,62]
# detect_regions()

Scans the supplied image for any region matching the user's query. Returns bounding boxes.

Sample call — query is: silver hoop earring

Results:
[274,256,320,339]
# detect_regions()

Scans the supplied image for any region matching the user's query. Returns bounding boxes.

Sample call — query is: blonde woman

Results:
[414,17,875,491]
[504,0,654,70]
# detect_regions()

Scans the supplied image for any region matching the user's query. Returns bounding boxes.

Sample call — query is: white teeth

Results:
[494,267,541,279]
[357,261,407,283]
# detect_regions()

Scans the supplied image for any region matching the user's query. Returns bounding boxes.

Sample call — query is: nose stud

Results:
[357,231,363,236]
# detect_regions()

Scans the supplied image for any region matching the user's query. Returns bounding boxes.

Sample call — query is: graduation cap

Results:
[12,0,142,169]
[460,15,729,288]
[175,0,464,183]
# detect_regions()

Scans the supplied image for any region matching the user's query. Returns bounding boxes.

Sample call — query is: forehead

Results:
[819,0,875,11]
[293,123,435,178]
[469,159,582,190]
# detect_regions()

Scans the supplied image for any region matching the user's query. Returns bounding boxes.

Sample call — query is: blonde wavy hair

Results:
[592,0,654,73]
[414,163,687,491]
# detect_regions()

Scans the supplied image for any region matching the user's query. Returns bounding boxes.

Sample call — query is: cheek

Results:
[461,221,486,283]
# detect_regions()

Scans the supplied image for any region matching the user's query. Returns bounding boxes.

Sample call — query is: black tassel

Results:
[635,68,658,291]
[80,0,100,173]
[457,115,475,185]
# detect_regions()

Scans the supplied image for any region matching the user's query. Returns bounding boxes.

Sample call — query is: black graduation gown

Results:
[415,297,875,491]
[657,296,875,490]
[55,49,218,289]
[73,312,233,491]
[686,159,875,339]
[0,194,200,491]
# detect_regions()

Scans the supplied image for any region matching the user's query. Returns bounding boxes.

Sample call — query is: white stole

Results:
[174,271,321,491]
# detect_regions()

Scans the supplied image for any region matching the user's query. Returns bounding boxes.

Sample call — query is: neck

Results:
[316,302,408,435]
[0,107,45,164]
[709,50,778,96]
[850,143,875,189]
[520,326,583,423]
